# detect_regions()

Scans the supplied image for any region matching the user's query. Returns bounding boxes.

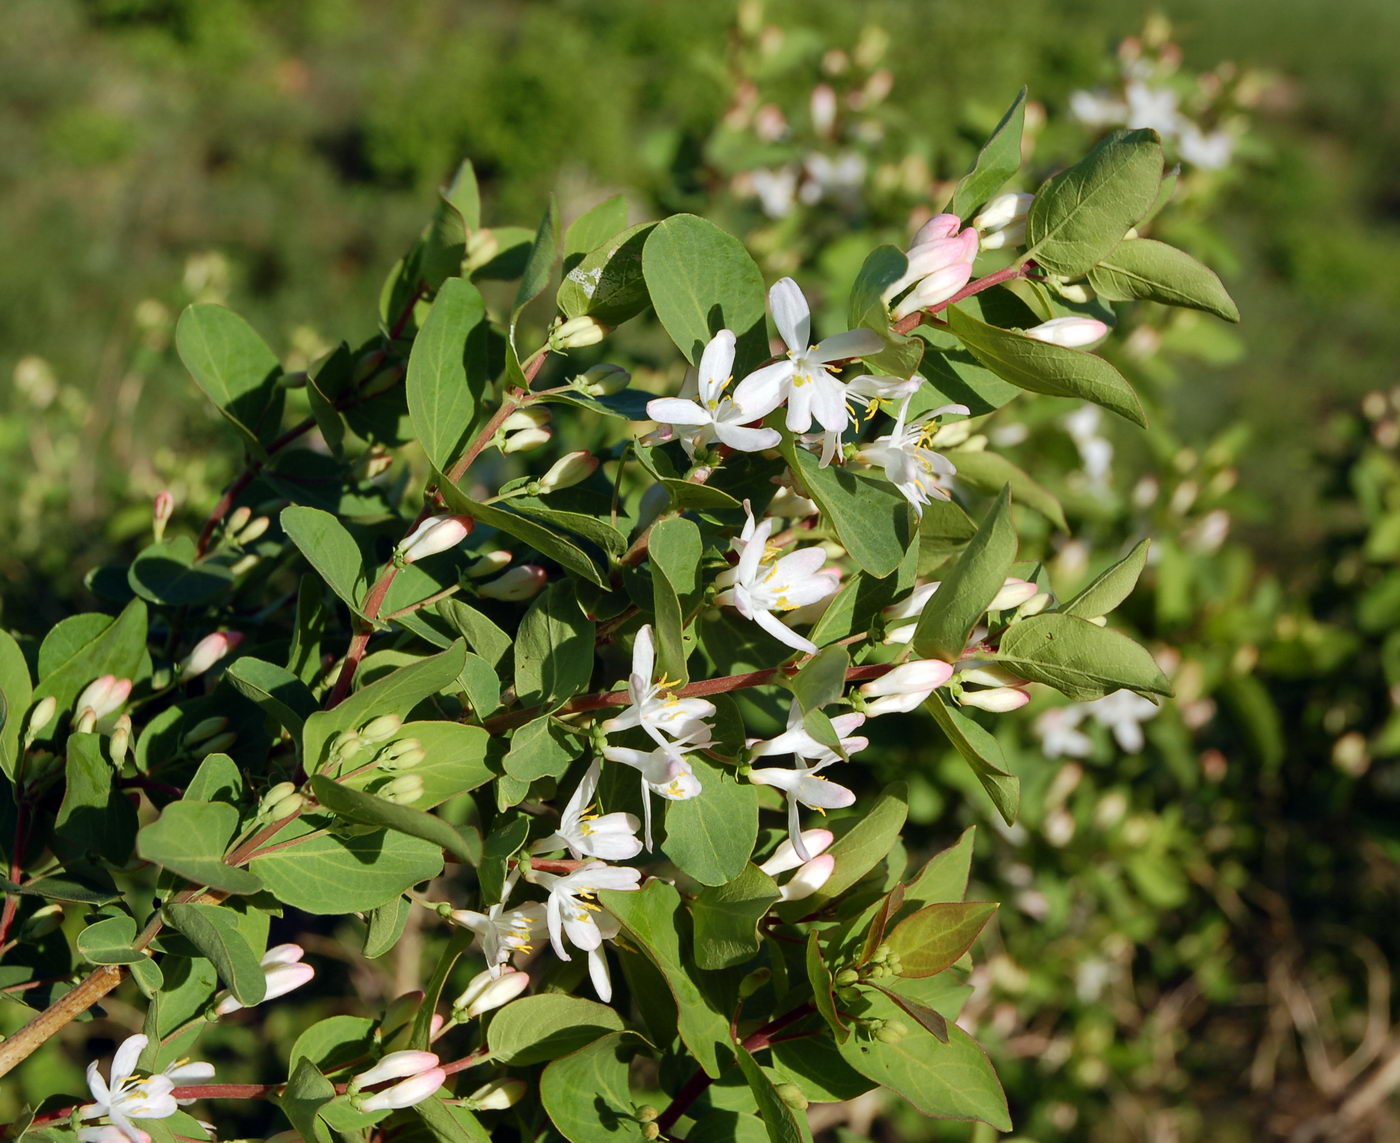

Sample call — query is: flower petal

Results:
[769,277,811,350]
[811,328,884,363]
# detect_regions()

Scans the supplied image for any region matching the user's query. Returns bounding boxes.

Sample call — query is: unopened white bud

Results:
[377,743,426,771]
[262,781,297,809]
[960,686,1031,713]
[466,549,513,579]
[778,854,835,902]
[180,632,244,678]
[21,903,64,940]
[227,506,252,536]
[502,427,552,454]
[1017,592,1052,618]
[357,1068,447,1113]
[379,774,424,805]
[235,515,270,545]
[453,967,530,1019]
[1023,317,1109,349]
[230,553,261,576]
[75,675,133,722]
[267,792,306,820]
[988,577,1039,612]
[198,731,238,754]
[501,408,550,433]
[109,715,132,766]
[359,714,403,743]
[577,362,631,396]
[860,659,954,697]
[478,565,548,601]
[464,1078,527,1111]
[74,707,98,735]
[538,451,598,493]
[397,515,474,564]
[550,315,609,350]
[759,829,834,876]
[973,193,1033,232]
[24,696,57,746]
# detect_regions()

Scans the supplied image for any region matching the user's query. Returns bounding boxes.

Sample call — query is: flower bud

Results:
[890,262,976,320]
[774,1082,809,1111]
[351,1050,441,1092]
[183,717,231,749]
[988,577,1039,612]
[1018,591,1052,618]
[973,192,1034,249]
[180,632,244,678]
[230,553,261,577]
[501,427,552,454]
[875,1020,909,1044]
[74,707,98,734]
[153,490,174,541]
[452,967,530,1019]
[359,714,403,743]
[478,565,547,601]
[377,744,426,772]
[267,792,306,820]
[331,731,366,763]
[576,362,631,396]
[550,315,609,350]
[464,1079,527,1111]
[759,829,835,876]
[109,715,132,767]
[466,549,513,579]
[834,968,861,987]
[397,515,475,564]
[538,451,599,493]
[636,1106,660,1124]
[261,781,297,811]
[379,774,424,805]
[74,675,133,721]
[642,1126,661,1142]
[21,903,64,940]
[465,228,500,270]
[861,659,955,698]
[235,515,270,545]
[227,505,252,536]
[960,686,1031,713]
[356,1067,447,1112]
[911,213,962,246]
[24,696,57,746]
[778,854,835,902]
[501,408,550,432]
[1023,317,1109,349]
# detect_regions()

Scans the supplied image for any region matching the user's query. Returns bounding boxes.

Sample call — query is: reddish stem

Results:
[891,261,1030,337]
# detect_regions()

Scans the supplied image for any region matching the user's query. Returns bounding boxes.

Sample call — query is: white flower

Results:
[599,625,716,751]
[1034,705,1093,759]
[758,829,835,876]
[1065,405,1113,484]
[1023,317,1108,349]
[973,193,1034,250]
[351,1052,446,1113]
[748,701,868,768]
[857,659,955,715]
[537,862,642,1002]
[646,330,782,455]
[777,854,835,902]
[1178,124,1234,170]
[1124,79,1180,135]
[1085,690,1159,753]
[729,278,884,437]
[748,760,856,862]
[396,515,474,564]
[1070,89,1127,128]
[214,943,315,1016]
[750,166,799,218]
[449,896,546,976]
[536,759,643,861]
[451,966,530,1019]
[854,398,967,514]
[602,741,704,850]
[80,1034,200,1143]
[883,215,980,307]
[713,506,840,656]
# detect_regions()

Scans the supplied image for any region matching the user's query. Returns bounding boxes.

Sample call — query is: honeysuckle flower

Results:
[973,192,1034,250]
[213,943,315,1016]
[1065,404,1113,484]
[1178,123,1234,170]
[537,862,642,1002]
[550,314,608,350]
[1086,690,1160,752]
[536,759,643,861]
[1035,705,1094,759]
[80,1033,199,1143]
[988,577,1039,612]
[602,741,704,850]
[464,1078,527,1111]
[75,675,133,722]
[958,685,1031,712]
[748,759,857,861]
[854,398,968,514]
[646,330,782,455]
[465,549,513,579]
[599,625,716,751]
[883,216,980,305]
[1023,317,1109,348]
[160,1058,216,1107]
[713,507,840,655]
[759,829,835,876]
[858,659,956,715]
[778,853,835,902]
[538,450,599,492]
[451,966,530,1019]
[351,1050,440,1093]
[729,278,884,436]
[501,426,552,454]
[748,701,869,768]
[178,631,243,678]
[449,895,546,975]
[396,515,474,564]
[354,1062,447,1113]
[478,564,548,601]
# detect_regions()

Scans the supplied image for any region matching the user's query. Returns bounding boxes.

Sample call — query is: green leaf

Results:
[947,307,1144,426]
[558,221,657,326]
[807,571,897,649]
[848,246,923,378]
[650,516,704,601]
[918,498,979,571]
[514,581,596,711]
[786,646,850,713]
[33,599,148,719]
[290,1015,377,1074]
[302,642,468,772]
[514,197,560,319]
[1088,237,1239,322]
[900,826,976,914]
[599,881,731,1077]
[643,214,769,375]
[364,896,411,958]
[945,448,1067,532]
[807,931,848,1042]
[925,694,1018,824]
[310,774,475,866]
[781,783,908,916]
[540,1031,647,1143]
[886,901,998,977]
[735,1045,815,1143]
[128,536,232,607]
[406,277,489,470]
[660,478,743,511]
[995,612,1172,701]
[912,486,1016,662]
[691,864,781,970]
[164,902,267,1006]
[0,630,32,779]
[411,928,470,1050]
[249,820,444,914]
[947,87,1028,219]
[488,994,626,1066]
[336,720,493,810]
[413,1096,492,1143]
[784,442,912,579]
[279,1058,336,1143]
[869,980,949,1042]
[137,801,262,894]
[1025,127,1165,278]
[650,557,688,688]
[437,473,606,586]
[280,506,369,616]
[223,657,317,738]
[837,991,1010,1129]
[175,303,285,454]
[503,715,578,783]
[662,754,759,887]
[442,159,480,232]
[76,914,145,965]
[511,498,629,556]
[478,814,531,904]
[563,195,629,265]
[55,733,137,865]
[438,601,512,668]
[1061,539,1149,619]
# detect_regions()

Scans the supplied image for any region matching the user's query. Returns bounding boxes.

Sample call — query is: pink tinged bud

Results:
[353,1050,440,1090]
[539,450,598,492]
[1023,317,1109,349]
[890,263,976,320]
[859,659,955,697]
[398,515,474,564]
[356,1068,447,1113]
[911,213,963,245]
[429,1013,446,1037]
[153,491,174,540]
[960,686,1031,713]
[454,967,530,1018]
[988,578,1039,611]
[759,829,835,876]
[466,1078,527,1111]
[478,565,547,601]
[779,854,835,902]
[466,549,513,579]
[180,631,243,678]
[502,427,552,454]
[75,675,133,720]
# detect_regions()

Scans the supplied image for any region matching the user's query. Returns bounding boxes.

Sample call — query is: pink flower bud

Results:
[179,631,244,678]
[778,854,835,902]
[397,515,474,564]
[153,491,174,538]
[859,660,955,697]
[478,565,547,601]
[1023,317,1109,349]
[911,213,963,245]
[988,577,1039,612]
[890,262,976,319]
[352,1050,440,1090]
[357,1067,447,1112]
[74,675,133,721]
[759,829,835,876]
[959,686,1031,713]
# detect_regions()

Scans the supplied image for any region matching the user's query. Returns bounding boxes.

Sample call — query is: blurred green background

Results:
[3,0,1399,1139]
